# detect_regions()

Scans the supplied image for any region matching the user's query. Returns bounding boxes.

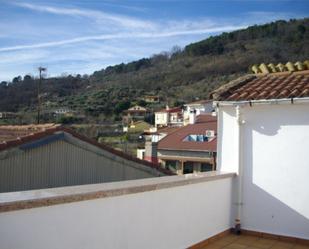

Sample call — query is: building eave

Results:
[157,147,214,153]
[214,97,309,107]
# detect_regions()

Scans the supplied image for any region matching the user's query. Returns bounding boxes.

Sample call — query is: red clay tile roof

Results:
[157,126,182,134]
[185,100,212,105]
[195,114,216,123]
[158,114,217,152]
[142,126,181,136]
[0,124,174,175]
[211,70,309,101]
[156,107,182,113]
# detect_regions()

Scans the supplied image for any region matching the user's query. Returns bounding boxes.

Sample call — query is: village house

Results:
[0,124,171,193]
[0,112,18,120]
[122,120,151,133]
[156,114,217,174]
[122,105,151,124]
[41,107,78,121]
[183,100,214,125]
[143,95,160,103]
[154,105,183,127]
[137,126,180,161]
[53,107,75,116]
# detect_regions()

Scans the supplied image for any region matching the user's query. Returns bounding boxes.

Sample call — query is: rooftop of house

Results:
[184,99,212,106]
[157,126,182,134]
[127,121,151,133]
[211,61,309,101]
[157,114,217,152]
[142,126,181,136]
[156,106,182,113]
[143,95,159,99]
[0,124,173,176]
[123,105,149,113]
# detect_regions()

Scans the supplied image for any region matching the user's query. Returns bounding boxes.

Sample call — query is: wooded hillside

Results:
[0,18,308,122]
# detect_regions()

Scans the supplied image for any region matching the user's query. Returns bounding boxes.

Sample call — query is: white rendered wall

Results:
[155,112,168,126]
[183,103,213,125]
[217,106,239,173]
[0,177,233,249]
[136,148,145,160]
[218,103,309,239]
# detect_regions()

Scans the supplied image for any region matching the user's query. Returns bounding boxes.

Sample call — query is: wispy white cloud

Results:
[13,2,155,29]
[99,2,148,13]
[0,50,48,64]
[0,25,245,52]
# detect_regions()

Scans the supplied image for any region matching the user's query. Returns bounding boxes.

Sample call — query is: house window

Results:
[201,163,213,172]
[183,162,194,174]
[165,160,177,171]
[183,134,208,142]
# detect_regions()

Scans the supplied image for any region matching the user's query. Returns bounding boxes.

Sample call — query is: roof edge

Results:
[210,74,256,101]
[214,97,309,106]
[157,147,214,153]
[0,126,174,176]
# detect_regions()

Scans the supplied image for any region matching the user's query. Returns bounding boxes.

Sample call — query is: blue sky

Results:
[0,0,308,81]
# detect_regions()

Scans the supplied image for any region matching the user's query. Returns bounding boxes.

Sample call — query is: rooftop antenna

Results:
[37,66,46,124]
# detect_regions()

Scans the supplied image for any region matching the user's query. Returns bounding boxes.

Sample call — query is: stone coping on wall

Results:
[0,171,235,213]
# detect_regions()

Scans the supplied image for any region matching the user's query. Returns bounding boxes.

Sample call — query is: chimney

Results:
[144,136,158,164]
[189,109,196,124]
[166,105,170,110]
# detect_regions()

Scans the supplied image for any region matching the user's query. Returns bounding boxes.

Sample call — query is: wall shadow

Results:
[241,105,309,239]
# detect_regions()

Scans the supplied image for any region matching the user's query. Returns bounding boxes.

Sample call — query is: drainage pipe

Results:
[235,105,244,234]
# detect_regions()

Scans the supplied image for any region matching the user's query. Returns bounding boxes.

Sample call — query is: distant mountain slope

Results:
[0,18,308,121]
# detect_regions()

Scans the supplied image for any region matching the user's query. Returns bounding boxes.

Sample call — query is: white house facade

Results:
[213,67,309,240]
[183,100,214,125]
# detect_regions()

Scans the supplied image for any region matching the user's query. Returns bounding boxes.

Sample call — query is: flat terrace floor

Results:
[202,233,309,249]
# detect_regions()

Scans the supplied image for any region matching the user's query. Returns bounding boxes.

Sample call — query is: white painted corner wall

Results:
[217,106,239,174]
[217,103,309,239]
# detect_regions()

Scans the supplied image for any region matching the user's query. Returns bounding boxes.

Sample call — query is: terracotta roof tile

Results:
[300,88,309,97]
[185,100,212,105]
[157,126,182,134]
[212,70,309,101]
[158,114,217,152]
[156,107,182,113]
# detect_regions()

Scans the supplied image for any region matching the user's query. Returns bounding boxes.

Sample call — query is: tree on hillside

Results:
[115,101,131,114]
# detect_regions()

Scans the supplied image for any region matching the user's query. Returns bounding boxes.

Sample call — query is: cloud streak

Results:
[0,25,245,52]
[13,2,155,29]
